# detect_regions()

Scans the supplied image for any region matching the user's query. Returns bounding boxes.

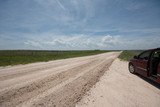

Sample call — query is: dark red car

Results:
[129,48,160,84]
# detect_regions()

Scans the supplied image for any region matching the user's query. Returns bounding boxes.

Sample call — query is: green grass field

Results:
[0,50,109,66]
[118,50,142,61]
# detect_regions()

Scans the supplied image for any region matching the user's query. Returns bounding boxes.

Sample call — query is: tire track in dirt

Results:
[21,59,114,107]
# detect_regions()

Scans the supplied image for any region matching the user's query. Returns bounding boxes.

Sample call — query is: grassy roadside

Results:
[118,50,142,61]
[0,50,109,66]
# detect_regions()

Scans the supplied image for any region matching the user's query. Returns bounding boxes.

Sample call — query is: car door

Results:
[150,50,160,83]
[157,63,160,83]
[136,50,152,77]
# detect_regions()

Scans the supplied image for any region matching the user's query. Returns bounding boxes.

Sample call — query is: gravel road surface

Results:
[0,52,120,107]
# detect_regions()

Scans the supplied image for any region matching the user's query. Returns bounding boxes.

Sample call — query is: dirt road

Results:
[76,59,160,107]
[0,52,120,107]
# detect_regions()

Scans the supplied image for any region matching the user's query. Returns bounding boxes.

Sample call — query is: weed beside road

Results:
[118,50,142,61]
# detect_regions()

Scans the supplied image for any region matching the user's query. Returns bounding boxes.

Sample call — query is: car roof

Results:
[150,48,160,51]
[145,48,160,51]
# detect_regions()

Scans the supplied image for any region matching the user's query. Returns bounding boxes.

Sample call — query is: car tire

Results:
[129,63,135,74]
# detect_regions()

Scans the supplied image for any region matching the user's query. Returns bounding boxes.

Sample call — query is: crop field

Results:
[0,50,109,66]
[118,50,143,61]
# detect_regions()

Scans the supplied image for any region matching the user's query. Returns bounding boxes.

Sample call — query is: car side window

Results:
[139,51,151,60]
[152,50,160,58]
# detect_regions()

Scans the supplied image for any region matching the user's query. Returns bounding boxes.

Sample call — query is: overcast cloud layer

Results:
[0,0,160,50]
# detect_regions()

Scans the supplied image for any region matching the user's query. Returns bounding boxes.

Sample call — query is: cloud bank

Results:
[22,34,160,50]
[23,34,120,50]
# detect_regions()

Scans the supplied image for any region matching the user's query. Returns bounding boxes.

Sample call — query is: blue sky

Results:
[0,0,160,50]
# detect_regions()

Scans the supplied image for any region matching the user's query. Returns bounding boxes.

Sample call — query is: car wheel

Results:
[129,63,135,74]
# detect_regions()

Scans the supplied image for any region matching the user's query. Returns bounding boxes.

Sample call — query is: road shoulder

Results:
[76,58,160,107]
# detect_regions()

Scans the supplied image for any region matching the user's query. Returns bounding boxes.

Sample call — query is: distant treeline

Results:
[0,50,109,66]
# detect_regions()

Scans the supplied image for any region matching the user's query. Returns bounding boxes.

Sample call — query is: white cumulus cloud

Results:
[24,34,121,50]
